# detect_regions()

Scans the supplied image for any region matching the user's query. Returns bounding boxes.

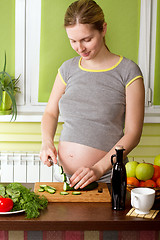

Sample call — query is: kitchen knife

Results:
[48,157,70,184]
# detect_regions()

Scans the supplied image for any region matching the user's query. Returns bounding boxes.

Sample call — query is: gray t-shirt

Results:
[58,56,143,152]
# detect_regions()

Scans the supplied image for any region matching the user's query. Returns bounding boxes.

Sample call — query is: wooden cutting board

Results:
[34,182,111,202]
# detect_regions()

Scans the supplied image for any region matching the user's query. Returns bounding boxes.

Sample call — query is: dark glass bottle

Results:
[111,145,127,210]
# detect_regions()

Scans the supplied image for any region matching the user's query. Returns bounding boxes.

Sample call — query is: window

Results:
[139,0,160,123]
[16,0,46,121]
[0,0,159,122]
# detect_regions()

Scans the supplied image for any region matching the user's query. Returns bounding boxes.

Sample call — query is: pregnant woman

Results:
[40,0,145,190]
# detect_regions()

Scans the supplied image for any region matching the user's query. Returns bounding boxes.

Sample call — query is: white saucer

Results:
[135,209,149,215]
[0,209,25,215]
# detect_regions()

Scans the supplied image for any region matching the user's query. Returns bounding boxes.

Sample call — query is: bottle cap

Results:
[115,145,124,150]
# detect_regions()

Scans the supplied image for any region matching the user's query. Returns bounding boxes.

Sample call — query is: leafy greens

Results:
[0,183,48,218]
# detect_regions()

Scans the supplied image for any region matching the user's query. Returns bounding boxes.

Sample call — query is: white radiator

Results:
[0,152,55,183]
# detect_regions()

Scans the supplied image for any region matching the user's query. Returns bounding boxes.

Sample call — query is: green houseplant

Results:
[0,53,20,121]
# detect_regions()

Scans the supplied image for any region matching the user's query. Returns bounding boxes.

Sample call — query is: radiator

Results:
[0,152,55,183]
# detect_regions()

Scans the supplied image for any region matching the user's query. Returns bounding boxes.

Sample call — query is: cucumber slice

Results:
[72,191,81,195]
[39,184,47,189]
[60,191,69,195]
[44,186,49,191]
[39,185,57,194]
[46,186,56,191]
[47,188,56,194]
[38,188,45,192]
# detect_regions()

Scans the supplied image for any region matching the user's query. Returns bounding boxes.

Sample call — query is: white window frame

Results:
[16,0,46,122]
[0,0,159,123]
[139,0,160,123]
[0,0,46,122]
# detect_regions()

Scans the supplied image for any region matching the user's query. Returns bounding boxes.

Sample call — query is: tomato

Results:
[0,198,14,212]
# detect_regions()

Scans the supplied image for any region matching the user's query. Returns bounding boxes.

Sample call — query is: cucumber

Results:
[72,191,81,195]
[82,181,98,190]
[63,182,74,191]
[59,166,64,174]
[63,181,98,191]
[60,191,69,195]
[62,173,67,182]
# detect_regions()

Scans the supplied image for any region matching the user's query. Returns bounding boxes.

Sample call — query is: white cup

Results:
[131,187,155,214]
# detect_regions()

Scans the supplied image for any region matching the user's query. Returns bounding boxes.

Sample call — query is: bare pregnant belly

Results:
[58,141,107,175]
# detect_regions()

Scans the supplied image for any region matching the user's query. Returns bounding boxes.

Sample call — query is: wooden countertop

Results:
[0,183,159,231]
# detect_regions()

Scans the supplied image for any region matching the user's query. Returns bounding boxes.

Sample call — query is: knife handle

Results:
[48,157,54,165]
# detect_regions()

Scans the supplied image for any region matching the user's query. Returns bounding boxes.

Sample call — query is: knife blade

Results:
[48,157,70,184]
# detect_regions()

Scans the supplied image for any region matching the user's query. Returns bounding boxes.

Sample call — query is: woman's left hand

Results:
[69,166,102,189]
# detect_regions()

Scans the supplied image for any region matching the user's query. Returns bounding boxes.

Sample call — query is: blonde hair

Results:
[64,0,109,50]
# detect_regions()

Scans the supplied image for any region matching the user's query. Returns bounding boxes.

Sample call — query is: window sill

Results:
[0,112,43,122]
[0,106,160,123]
[144,106,160,123]
[0,112,64,123]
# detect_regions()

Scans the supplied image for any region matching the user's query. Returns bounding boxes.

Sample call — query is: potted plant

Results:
[0,52,20,121]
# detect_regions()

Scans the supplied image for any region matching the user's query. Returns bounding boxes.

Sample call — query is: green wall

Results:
[0,122,160,164]
[154,0,160,105]
[0,0,160,165]
[0,0,15,75]
[38,0,140,102]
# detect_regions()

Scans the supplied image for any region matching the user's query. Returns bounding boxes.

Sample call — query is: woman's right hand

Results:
[40,140,58,167]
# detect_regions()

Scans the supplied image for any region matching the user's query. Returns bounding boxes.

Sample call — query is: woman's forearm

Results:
[40,73,66,166]
[40,111,59,165]
[93,130,142,177]
[41,112,58,144]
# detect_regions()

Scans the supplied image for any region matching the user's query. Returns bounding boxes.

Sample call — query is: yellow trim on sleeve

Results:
[58,69,67,86]
[126,75,143,88]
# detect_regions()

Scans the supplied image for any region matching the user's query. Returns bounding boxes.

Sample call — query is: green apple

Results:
[125,160,139,177]
[154,154,160,167]
[136,162,154,181]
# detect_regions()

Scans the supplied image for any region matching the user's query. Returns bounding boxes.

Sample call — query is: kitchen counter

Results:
[0,183,159,231]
